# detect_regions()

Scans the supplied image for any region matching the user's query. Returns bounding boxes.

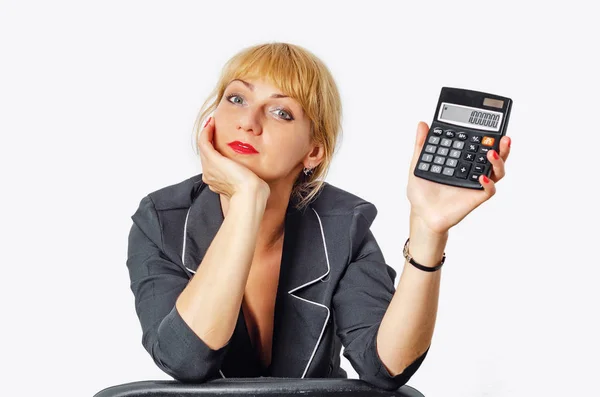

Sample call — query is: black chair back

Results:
[94,379,425,396]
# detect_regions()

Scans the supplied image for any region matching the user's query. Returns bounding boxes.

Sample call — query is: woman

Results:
[126,42,511,391]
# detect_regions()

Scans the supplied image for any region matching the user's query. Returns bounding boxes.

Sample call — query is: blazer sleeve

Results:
[126,195,230,382]
[331,204,430,391]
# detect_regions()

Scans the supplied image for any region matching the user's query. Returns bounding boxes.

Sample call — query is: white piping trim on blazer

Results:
[182,204,331,378]
[181,206,196,274]
[287,207,331,378]
[314,207,331,283]
[183,205,224,377]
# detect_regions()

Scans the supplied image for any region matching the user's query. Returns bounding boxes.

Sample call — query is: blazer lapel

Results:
[181,182,223,274]
[181,182,332,378]
[270,206,331,378]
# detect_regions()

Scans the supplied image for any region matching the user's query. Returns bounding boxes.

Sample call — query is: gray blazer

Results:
[126,173,429,391]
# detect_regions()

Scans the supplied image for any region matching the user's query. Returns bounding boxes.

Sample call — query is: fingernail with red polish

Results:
[492,150,499,160]
[482,175,489,184]
[204,117,212,128]
[507,137,511,148]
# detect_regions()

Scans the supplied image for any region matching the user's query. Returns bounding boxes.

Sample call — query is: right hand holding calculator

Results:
[414,87,513,189]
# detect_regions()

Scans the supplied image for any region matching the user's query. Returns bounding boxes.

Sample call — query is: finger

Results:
[198,118,217,176]
[498,135,511,162]
[205,116,215,144]
[197,117,216,156]
[478,174,496,202]
[413,121,429,156]
[487,149,505,182]
[411,121,430,170]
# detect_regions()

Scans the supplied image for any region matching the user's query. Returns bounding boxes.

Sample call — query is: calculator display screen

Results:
[438,103,503,132]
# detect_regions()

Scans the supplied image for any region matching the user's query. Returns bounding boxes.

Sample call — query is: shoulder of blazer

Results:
[146,173,204,211]
[143,172,378,225]
[310,182,378,228]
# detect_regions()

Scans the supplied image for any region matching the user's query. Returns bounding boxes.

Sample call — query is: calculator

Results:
[414,87,513,189]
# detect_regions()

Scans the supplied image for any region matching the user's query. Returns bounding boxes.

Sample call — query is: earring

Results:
[303,166,314,176]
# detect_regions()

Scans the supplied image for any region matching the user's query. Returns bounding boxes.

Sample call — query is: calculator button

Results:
[471,136,482,143]
[446,158,458,167]
[432,127,443,136]
[456,163,471,179]
[482,136,495,146]
[470,173,482,182]
[441,138,452,147]
[449,149,461,158]
[437,147,449,156]
[457,132,468,140]
[474,164,486,173]
[417,162,431,171]
[444,130,455,138]
[479,147,490,154]
[430,165,443,173]
[434,156,446,165]
[442,167,455,176]
[428,136,441,145]
[467,143,479,152]
[476,155,488,164]
[463,152,475,162]
[425,145,437,153]
[421,154,433,162]
[452,141,465,150]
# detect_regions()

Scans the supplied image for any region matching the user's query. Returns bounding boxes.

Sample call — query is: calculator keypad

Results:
[456,163,471,179]
[421,154,433,162]
[417,127,497,185]
[442,167,455,176]
[433,156,445,165]
[452,141,464,150]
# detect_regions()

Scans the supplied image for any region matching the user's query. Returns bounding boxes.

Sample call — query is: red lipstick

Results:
[227,141,259,154]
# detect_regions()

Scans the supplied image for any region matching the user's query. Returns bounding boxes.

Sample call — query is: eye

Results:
[225,93,295,121]
[273,107,294,121]
[226,93,244,105]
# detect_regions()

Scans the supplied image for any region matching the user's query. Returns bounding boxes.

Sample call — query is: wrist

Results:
[235,179,270,201]
[407,213,448,268]
[410,212,449,240]
[230,187,269,213]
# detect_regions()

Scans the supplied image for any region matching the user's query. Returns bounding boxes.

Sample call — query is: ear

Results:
[303,142,325,169]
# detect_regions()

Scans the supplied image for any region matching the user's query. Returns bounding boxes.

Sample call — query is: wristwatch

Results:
[403,238,445,272]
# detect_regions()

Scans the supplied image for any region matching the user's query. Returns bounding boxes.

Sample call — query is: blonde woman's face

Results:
[212,77,318,184]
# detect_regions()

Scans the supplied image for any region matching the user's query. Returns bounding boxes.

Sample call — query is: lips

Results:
[227,141,259,154]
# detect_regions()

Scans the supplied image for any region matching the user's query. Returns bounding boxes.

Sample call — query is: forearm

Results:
[176,188,268,350]
[376,212,447,376]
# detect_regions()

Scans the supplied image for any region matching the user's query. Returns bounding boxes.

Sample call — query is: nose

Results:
[237,107,263,136]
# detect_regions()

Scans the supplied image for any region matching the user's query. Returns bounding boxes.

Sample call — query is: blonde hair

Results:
[192,42,343,210]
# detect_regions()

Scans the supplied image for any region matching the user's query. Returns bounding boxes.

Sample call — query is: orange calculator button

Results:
[482,136,495,146]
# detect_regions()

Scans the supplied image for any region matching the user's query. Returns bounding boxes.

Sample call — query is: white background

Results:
[1,1,598,396]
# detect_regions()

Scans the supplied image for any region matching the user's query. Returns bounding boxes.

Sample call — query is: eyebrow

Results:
[230,79,289,99]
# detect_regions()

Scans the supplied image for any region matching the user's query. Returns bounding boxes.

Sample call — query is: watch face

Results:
[403,240,409,257]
